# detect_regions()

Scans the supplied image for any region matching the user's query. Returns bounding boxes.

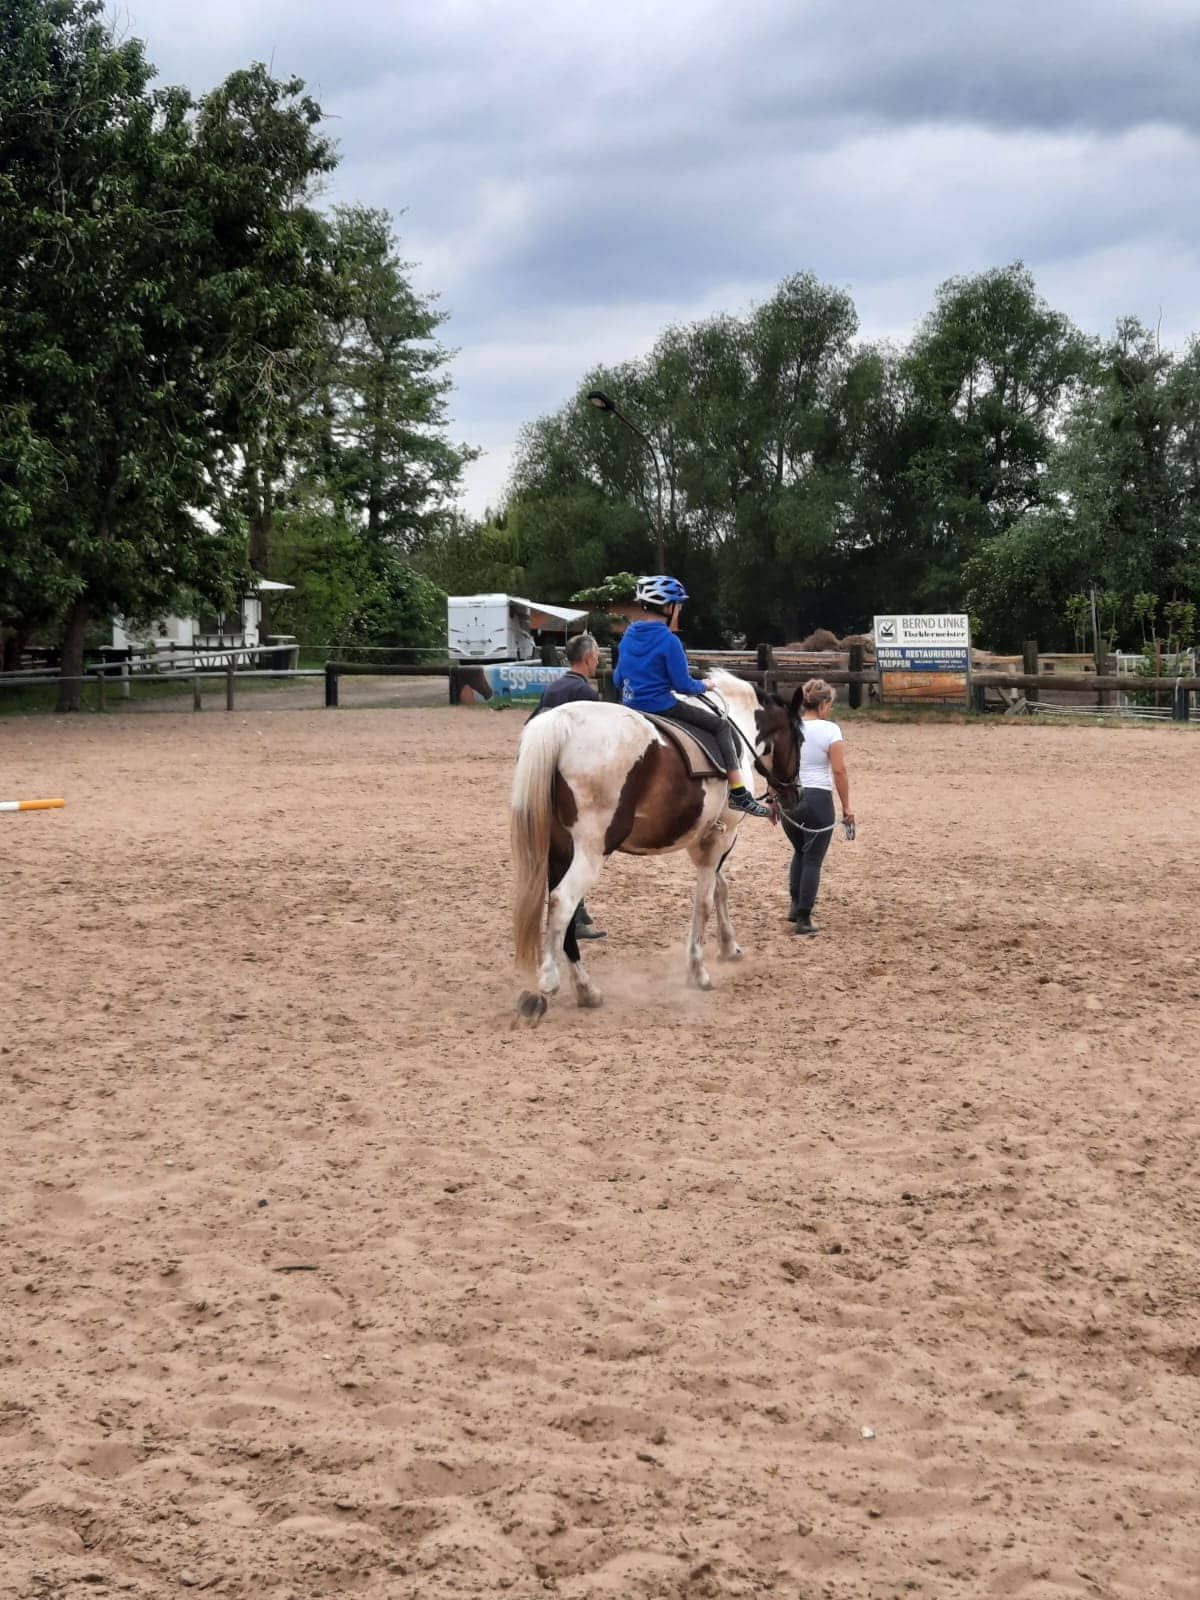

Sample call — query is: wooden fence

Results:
[316,642,1196,721]
[0,644,319,713]
[9,640,1189,722]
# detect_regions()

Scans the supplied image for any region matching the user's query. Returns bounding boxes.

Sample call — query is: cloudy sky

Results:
[128,0,1200,514]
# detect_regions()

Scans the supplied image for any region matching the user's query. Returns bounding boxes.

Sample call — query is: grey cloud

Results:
[126,0,1200,513]
[745,1,1200,134]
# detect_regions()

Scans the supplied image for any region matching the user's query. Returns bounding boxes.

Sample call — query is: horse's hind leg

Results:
[561,893,602,1009]
[545,836,604,1010]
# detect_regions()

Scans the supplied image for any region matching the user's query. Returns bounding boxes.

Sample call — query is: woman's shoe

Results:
[792,909,819,937]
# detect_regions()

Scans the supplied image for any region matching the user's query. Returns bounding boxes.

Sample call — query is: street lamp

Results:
[587,389,666,572]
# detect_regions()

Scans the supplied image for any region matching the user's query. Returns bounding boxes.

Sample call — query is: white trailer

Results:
[446,594,587,663]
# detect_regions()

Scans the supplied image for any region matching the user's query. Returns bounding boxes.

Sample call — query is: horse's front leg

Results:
[713,844,742,961]
[685,842,721,990]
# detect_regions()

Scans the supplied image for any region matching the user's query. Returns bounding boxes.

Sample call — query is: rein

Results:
[698,690,801,806]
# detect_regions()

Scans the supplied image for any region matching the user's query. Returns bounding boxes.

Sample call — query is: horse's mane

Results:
[705,667,759,719]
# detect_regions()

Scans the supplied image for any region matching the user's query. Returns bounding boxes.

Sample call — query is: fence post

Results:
[1097,640,1114,708]
[1023,640,1039,705]
[95,670,105,714]
[226,658,235,712]
[325,663,339,708]
[120,660,130,700]
[756,642,776,698]
[1173,679,1190,722]
[848,643,863,710]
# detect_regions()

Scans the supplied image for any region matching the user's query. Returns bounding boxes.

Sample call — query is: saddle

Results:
[642,712,726,779]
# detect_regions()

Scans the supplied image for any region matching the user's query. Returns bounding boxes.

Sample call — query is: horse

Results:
[509,670,805,1024]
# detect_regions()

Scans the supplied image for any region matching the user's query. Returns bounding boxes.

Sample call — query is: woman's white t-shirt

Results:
[799,718,843,791]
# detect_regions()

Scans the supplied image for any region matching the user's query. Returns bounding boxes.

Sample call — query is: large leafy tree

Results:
[322,205,476,554]
[268,500,445,654]
[0,0,335,707]
[263,207,480,652]
[896,265,1090,605]
[1055,319,1182,598]
[502,273,857,642]
[964,319,1200,648]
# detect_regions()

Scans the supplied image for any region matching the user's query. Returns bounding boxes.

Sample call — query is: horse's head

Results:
[754,693,805,818]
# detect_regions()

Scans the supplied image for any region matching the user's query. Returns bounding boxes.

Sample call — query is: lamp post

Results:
[587,390,666,572]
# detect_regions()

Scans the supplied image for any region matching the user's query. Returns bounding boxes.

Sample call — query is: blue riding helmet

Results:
[635,575,689,608]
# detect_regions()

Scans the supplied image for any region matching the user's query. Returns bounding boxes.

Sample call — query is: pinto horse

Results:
[510,670,804,1023]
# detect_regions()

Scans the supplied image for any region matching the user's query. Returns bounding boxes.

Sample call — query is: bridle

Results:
[699,691,803,813]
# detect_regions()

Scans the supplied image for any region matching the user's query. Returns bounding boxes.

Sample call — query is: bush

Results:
[270,510,445,656]
[571,572,638,608]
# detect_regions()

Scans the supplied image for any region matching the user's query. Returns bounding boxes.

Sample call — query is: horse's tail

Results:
[511,710,571,978]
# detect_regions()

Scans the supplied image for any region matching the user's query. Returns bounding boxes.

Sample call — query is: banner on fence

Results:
[452,663,567,704]
[873,614,972,706]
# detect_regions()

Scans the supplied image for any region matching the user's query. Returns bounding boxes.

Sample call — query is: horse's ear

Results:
[789,685,804,717]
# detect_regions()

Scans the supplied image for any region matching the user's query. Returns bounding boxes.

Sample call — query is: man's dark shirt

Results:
[535,670,599,712]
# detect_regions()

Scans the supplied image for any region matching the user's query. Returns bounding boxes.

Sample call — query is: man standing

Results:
[532,633,606,941]
[537,631,601,710]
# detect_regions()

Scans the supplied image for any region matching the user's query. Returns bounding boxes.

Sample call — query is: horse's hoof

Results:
[687,971,714,991]
[718,946,743,962]
[576,987,603,1009]
[514,990,548,1027]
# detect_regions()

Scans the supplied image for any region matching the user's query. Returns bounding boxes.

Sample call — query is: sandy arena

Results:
[2,704,1199,1599]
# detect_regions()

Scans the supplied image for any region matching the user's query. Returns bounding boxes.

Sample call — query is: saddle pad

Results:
[642,712,726,779]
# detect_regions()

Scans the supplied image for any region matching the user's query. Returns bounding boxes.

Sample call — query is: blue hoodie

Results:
[613,621,707,713]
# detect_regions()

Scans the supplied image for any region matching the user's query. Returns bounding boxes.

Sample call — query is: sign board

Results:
[873,614,972,706]
[452,663,567,704]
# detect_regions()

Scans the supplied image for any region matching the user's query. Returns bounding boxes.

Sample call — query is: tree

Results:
[681,274,859,640]
[506,378,664,611]
[1052,318,1177,604]
[962,508,1086,649]
[413,510,527,597]
[901,264,1090,588]
[323,206,476,555]
[0,406,72,667]
[269,500,445,654]
[200,69,344,647]
[503,273,858,643]
[0,1,336,708]
[962,317,1200,648]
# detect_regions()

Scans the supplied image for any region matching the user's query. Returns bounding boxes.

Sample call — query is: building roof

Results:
[522,598,588,627]
[448,594,588,628]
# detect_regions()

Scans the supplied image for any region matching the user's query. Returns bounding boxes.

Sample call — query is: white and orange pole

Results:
[0,798,65,812]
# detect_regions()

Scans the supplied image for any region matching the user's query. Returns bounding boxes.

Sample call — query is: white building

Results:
[111,580,295,665]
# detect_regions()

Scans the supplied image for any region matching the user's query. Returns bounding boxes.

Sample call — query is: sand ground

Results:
[2,706,1199,1599]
